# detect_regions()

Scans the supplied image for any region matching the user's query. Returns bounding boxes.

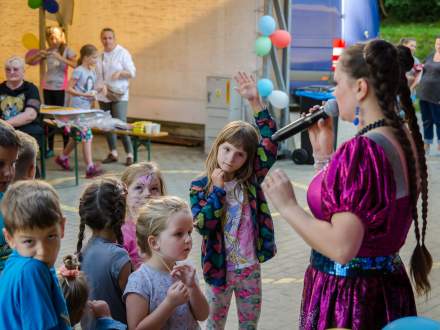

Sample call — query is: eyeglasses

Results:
[5,67,21,73]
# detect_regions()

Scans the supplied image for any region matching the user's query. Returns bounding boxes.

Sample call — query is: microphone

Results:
[271,99,339,142]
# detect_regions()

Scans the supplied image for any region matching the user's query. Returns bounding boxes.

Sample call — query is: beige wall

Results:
[0,0,263,124]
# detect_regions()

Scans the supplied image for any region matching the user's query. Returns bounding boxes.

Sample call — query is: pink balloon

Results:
[25,49,41,65]
[270,30,292,48]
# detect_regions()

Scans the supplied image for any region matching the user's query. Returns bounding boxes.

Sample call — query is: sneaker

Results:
[45,149,55,159]
[86,164,104,179]
[55,156,71,171]
[125,157,134,166]
[102,153,118,164]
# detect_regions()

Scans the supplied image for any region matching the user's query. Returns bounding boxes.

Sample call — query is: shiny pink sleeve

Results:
[321,136,396,232]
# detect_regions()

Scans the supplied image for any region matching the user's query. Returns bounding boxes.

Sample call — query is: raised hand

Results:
[170,264,196,289]
[233,72,266,113]
[234,72,259,102]
[262,169,298,215]
[165,281,190,307]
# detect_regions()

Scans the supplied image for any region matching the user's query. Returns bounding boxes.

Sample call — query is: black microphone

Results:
[271,99,339,142]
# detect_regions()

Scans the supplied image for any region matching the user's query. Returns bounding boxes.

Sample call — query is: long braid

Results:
[108,181,126,245]
[361,41,431,295]
[76,218,86,255]
[397,45,432,294]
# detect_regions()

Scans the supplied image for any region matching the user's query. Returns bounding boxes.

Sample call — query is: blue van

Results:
[290,0,380,91]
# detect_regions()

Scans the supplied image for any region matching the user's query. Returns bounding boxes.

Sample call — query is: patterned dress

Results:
[303,134,417,330]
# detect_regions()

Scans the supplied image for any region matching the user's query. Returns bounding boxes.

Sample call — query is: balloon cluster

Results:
[28,0,59,14]
[22,33,40,66]
[255,16,292,109]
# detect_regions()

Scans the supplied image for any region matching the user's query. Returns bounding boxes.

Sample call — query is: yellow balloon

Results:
[22,33,39,50]
[326,328,351,330]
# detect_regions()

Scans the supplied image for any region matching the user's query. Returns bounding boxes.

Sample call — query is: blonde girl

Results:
[124,196,209,329]
[190,72,278,329]
[55,44,105,178]
[26,26,77,157]
[121,161,166,269]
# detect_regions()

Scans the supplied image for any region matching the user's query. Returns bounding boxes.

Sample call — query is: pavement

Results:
[46,117,440,329]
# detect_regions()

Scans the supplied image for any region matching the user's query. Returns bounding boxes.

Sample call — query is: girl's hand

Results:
[211,168,225,188]
[262,169,298,215]
[39,50,48,58]
[48,51,63,61]
[84,90,97,99]
[165,281,189,307]
[96,84,107,95]
[307,104,334,158]
[170,264,196,289]
[234,72,257,101]
[88,300,111,318]
[233,72,264,109]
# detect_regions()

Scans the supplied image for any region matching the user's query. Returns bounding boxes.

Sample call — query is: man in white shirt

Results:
[96,28,136,166]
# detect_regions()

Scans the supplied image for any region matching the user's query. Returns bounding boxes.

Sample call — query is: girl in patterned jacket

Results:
[190,72,278,329]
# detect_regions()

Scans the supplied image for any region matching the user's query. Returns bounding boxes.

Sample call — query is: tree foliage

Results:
[384,0,440,21]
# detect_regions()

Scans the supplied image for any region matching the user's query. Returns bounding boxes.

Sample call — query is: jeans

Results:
[99,101,133,154]
[419,99,440,144]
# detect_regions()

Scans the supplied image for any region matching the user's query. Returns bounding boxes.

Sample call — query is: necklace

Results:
[355,118,388,136]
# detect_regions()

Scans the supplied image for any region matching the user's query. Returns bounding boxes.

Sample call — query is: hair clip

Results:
[59,255,80,278]
[138,174,153,186]
[59,264,80,278]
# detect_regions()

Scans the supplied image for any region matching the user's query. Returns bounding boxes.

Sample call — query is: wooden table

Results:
[41,107,168,185]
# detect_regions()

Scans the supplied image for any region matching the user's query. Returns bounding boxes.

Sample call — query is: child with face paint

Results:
[121,162,166,269]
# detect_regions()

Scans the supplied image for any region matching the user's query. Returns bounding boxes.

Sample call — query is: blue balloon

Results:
[43,0,59,14]
[258,16,276,36]
[257,79,274,97]
[383,316,440,330]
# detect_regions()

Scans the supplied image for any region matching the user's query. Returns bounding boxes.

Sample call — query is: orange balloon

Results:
[270,29,291,48]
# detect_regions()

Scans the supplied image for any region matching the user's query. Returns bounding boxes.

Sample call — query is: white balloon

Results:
[268,90,289,108]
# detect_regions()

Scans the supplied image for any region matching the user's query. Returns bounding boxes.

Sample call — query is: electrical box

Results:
[205,76,246,154]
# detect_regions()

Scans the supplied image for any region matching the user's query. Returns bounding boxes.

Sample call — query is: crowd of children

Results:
[0,72,276,329]
[0,39,433,329]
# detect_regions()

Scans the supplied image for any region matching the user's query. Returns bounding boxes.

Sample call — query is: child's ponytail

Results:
[77,44,97,66]
[58,255,89,326]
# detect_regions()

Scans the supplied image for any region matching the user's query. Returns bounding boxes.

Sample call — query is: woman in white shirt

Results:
[96,28,136,166]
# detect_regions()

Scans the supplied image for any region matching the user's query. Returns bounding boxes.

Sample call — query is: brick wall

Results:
[0,0,263,124]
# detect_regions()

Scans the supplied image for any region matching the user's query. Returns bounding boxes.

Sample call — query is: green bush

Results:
[380,20,440,60]
[384,0,440,22]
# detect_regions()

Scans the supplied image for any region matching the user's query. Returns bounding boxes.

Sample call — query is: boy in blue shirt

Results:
[0,119,20,272]
[0,180,71,329]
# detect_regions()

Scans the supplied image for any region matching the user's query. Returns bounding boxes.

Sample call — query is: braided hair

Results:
[396,44,432,295]
[76,177,127,254]
[341,40,431,295]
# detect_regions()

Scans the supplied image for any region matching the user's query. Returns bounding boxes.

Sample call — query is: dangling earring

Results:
[353,106,360,126]
[399,109,406,120]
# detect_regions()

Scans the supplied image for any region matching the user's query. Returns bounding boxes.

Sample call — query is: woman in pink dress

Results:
[262,40,432,330]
